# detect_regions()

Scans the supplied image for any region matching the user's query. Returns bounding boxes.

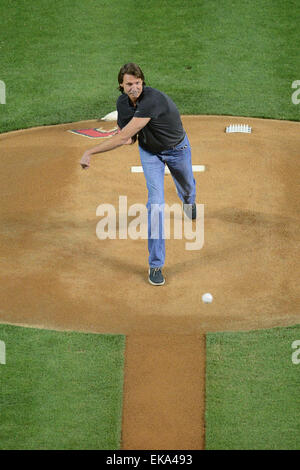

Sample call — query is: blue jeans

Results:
[139,133,196,268]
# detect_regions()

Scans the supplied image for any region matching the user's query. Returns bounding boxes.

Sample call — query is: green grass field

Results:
[0,0,299,450]
[206,326,300,450]
[0,0,299,133]
[0,325,125,450]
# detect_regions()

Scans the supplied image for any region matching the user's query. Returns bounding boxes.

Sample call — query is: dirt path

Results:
[122,335,206,450]
[1,115,299,449]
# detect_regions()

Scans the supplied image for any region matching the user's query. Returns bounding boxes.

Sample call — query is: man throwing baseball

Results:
[80,63,196,286]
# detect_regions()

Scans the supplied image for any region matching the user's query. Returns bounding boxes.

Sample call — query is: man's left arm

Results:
[80,117,150,169]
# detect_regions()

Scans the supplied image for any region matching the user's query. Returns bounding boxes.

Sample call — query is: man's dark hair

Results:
[118,63,146,92]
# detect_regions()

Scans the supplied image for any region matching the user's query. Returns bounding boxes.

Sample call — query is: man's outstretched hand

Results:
[80,151,91,169]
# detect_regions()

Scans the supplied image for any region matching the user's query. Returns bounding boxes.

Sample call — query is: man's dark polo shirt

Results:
[116,86,185,154]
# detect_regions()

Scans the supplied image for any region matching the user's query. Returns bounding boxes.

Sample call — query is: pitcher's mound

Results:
[1,116,299,334]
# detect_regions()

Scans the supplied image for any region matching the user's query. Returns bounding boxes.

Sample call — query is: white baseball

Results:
[202,293,213,303]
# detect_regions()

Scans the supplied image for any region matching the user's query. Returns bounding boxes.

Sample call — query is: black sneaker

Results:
[183,202,197,220]
[148,267,165,286]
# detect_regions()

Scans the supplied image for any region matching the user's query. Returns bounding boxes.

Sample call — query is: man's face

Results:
[121,74,143,102]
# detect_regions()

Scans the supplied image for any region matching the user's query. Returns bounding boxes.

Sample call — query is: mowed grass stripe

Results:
[0,324,125,450]
[205,325,300,450]
[0,0,299,133]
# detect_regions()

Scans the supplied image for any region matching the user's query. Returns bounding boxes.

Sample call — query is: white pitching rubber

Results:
[131,165,206,174]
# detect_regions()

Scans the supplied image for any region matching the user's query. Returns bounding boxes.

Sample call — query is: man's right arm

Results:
[118,126,135,145]
[80,117,150,169]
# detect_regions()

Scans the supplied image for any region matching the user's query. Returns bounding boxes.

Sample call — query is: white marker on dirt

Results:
[131,165,205,174]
